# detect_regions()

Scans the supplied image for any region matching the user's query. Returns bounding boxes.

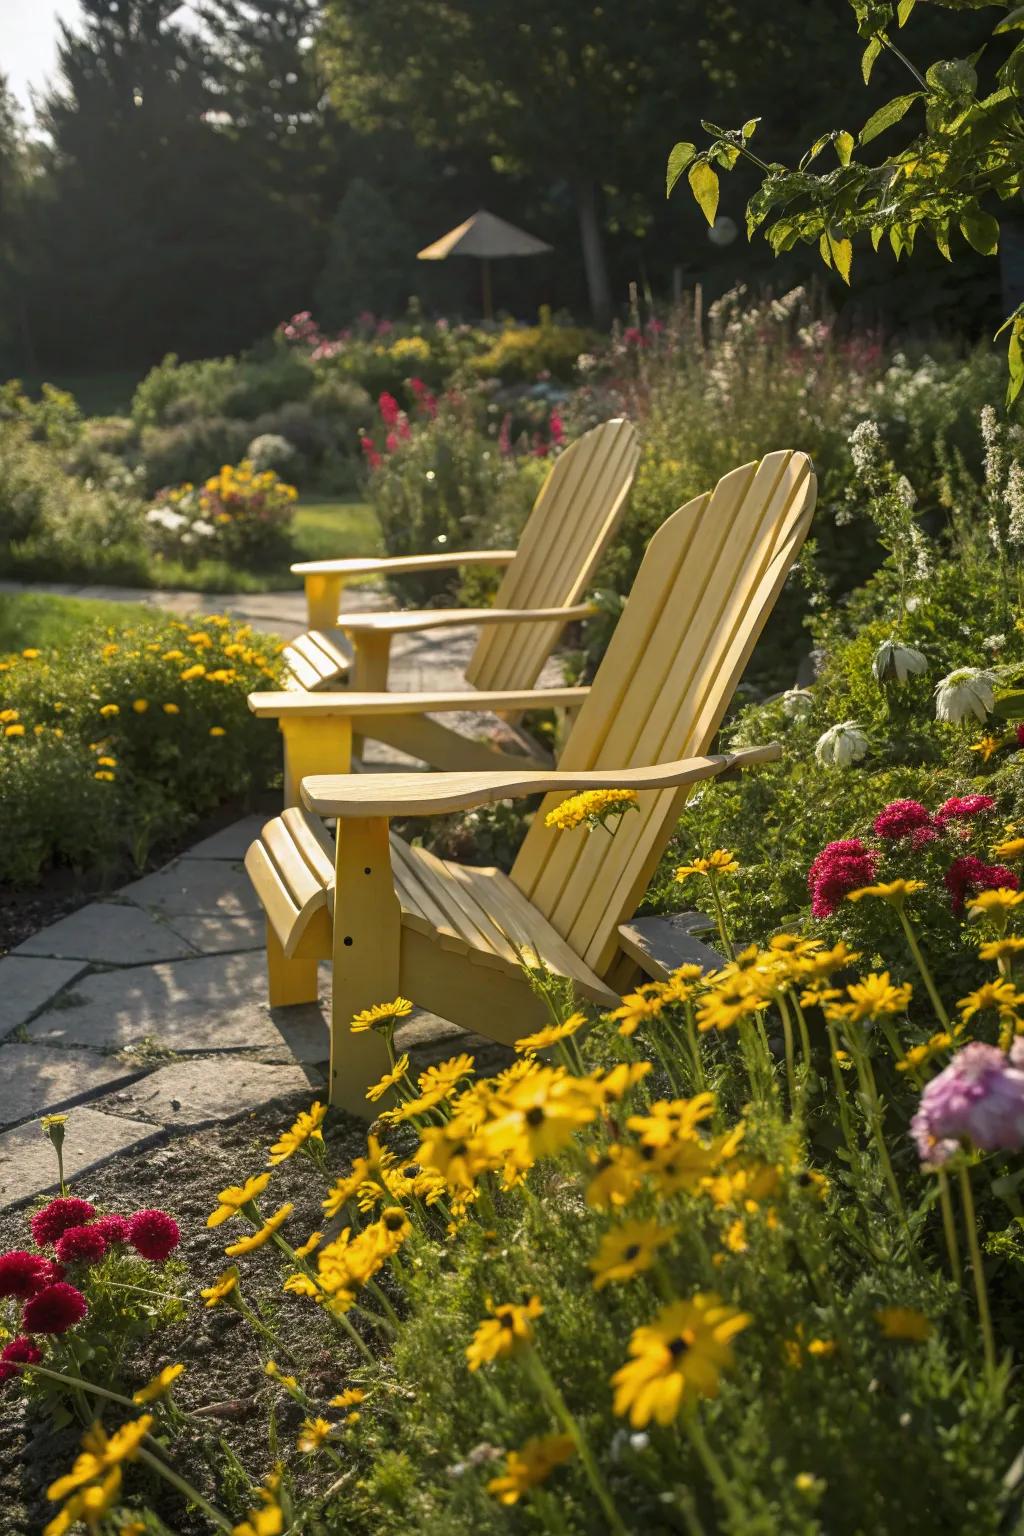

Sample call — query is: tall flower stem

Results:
[825,1021,857,1163]
[958,1163,996,1382]
[681,1002,707,1092]
[683,1409,749,1527]
[936,1169,963,1287]
[776,993,799,1117]
[526,1354,629,1536]
[897,908,950,1029]
[135,1446,235,1533]
[845,1031,906,1224]
[705,871,735,962]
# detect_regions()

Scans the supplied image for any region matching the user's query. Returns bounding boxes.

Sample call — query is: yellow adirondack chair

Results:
[244,450,816,1113]
[282,416,639,702]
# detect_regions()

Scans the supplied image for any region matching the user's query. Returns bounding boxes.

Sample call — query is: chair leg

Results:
[329,816,401,1116]
[266,923,319,1007]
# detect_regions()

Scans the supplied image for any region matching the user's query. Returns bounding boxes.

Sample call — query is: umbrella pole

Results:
[481,257,493,321]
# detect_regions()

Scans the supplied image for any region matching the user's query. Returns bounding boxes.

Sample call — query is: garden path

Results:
[0,583,571,1210]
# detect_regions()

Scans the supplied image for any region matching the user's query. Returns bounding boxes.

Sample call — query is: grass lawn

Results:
[290,497,381,565]
[0,591,158,653]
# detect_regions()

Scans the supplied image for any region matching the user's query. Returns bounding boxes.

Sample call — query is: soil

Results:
[0,1093,384,1536]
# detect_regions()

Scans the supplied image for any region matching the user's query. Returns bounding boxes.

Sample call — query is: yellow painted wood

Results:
[303,572,349,630]
[292,549,518,579]
[280,716,353,808]
[248,686,589,718]
[356,714,552,773]
[349,631,393,690]
[329,817,402,1113]
[338,601,596,636]
[266,921,319,1007]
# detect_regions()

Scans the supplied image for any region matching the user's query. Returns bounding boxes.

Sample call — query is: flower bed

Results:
[0,611,282,886]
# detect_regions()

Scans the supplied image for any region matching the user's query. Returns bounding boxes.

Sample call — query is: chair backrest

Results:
[464,417,640,692]
[510,450,816,977]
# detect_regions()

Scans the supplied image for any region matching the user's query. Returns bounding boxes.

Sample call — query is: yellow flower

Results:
[365,1055,410,1103]
[268,1103,327,1164]
[94,770,116,782]
[0,708,18,722]
[417,1053,475,1095]
[846,879,927,906]
[45,1469,123,1536]
[875,1306,932,1342]
[487,1433,576,1504]
[5,724,25,737]
[611,1294,751,1427]
[544,787,638,831]
[979,936,1024,962]
[958,979,1024,1021]
[351,997,414,1033]
[967,888,1024,920]
[99,703,119,717]
[993,837,1024,861]
[180,664,206,681]
[47,1415,153,1501]
[514,1013,585,1053]
[207,1173,272,1228]
[330,1387,366,1409]
[608,985,665,1037]
[970,735,1002,763]
[22,647,40,659]
[209,726,226,737]
[585,1144,644,1209]
[162,702,180,715]
[466,1296,544,1370]
[264,1360,300,1392]
[200,1268,240,1307]
[132,1363,185,1403]
[225,1203,293,1256]
[297,1416,334,1453]
[897,1031,954,1072]
[97,756,117,767]
[162,649,185,662]
[588,1219,676,1290]
[696,978,758,1033]
[675,849,740,880]
[294,1231,322,1258]
[132,698,149,714]
[827,972,913,1025]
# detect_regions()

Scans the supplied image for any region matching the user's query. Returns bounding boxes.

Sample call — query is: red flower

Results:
[935,794,996,825]
[55,1226,107,1267]
[92,1214,131,1245]
[1016,724,1024,748]
[0,1252,62,1300]
[945,855,1019,915]
[22,1282,88,1335]
[872,800,933,840]
[808,839,878,919]
[30,1198,96,1248]
[127,1210,180,1263]
[378,391,401,427]
[0,1336,42,1384]
[358,432,381,471]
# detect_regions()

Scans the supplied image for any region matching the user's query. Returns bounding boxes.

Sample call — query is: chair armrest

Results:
[301,744,782,818]
[249,687,590,719]
[290,550,517,577]
[338,603,595,636]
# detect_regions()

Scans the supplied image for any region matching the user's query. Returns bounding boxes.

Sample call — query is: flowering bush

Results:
[20,858,1024,1533]
[145,460,298,571]
[0,611,282,884]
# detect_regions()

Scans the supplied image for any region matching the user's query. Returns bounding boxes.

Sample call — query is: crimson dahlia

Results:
[0,1336,42,1384]
[872,799,933,840]
[30,1198,96,1248]
[944,856,1019,915]
[22,1282,88,1335]
[127,1210,180,1262]
[935,794,996,824]
[807,839,878,919]
[0,1252,61,1300]
[55,1225,107,1266]
[92,1214,131,1245]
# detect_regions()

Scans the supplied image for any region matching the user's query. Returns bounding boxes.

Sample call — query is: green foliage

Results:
[470,318,596,383]
[316,178,417,326]
[0,608,282,884]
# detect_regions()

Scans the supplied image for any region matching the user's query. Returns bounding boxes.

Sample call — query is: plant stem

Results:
[705,872,735,962]
[958,1163,997,1383]
[897,908,950,1028]
[846,1030,907,1223]
[135,1446,235,1533]
[683,1409,749,1527]
[776,993,799,1117]
[29,1364,140,1412]
[936,1169,963,1287]
[526,1354,629,1536]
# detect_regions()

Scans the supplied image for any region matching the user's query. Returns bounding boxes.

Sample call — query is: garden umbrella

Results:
[417,209,553,319]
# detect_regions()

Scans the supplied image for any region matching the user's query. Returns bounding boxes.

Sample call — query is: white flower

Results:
[934,667,996,724]
[872,640,927,686]
[815,721,869,768]
[781,688,814,719]
[145,506,187,533]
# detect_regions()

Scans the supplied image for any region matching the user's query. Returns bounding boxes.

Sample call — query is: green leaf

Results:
[835,131,855,167]
[688,160,720,226]
[1008,319,1024,407]
[862,35,883,84]
[741,119,759,141]
[830,233,854,284]
[897,0,917,23]
[666,142,696,198]
[959,206,1000,255]
[995,5,1024,32]
[935,221,952,261]
[860,93,922,144]
[818,232,833,269]
[870,225,884,251]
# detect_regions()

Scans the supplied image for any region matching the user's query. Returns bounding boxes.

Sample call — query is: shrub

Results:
[246,432,296,473]
[138,416,252,494]
[0,612,282,884]
[315,177,417,326]
[471,313,595,382]
[145,460,298,571]
[131,346,313,431]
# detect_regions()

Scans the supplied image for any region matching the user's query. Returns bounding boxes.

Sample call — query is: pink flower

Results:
[358,433,381,471]
[30,1198,96,1248]
[22,1282,88,1335]
[0,1336,42,1385]
[0,1252,62,1300]
[92,1214,131,1246]
[912,1043,1024,1164]
[1016,724,1024,748]
[55,1226,107,1267]
[497,413,512,458]
[549,409,566,447]
[944,855,1019,915]
[935,794,996,825]
[807,839,878,919]
[127,1210,180,1262]
[872,800,933,841]
[378,392,400,428]
[384,431,399,455]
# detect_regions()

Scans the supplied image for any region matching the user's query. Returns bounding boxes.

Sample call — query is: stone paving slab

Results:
[12,902,194,965]
[0,1043,145,1131]
[25,951,328,1062]
[185,816,267,861]
[0,956,86,1034]
[98,1058,323,1130]
[119,858,262,918]
[166,913,265,954]
[0,1104,159,1211]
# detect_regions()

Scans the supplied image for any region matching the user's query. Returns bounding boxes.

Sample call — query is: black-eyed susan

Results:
[588,1219,676,1290]
[610,1293,750,1426]
[200,1268,241,1308]
[207,1174,271,1228]
[585,1144,644,1209]
[268,1102,327,1164]
[875,1305,932,1342]
[132,1363,185,1404]
[466,1295,543,1371]
[365,1056,410,1103]
[296,1416,333,1453]
[514,1012,586,1053]
[350,997,414,1034]
[486,1433,576,1504]
[224,1203,293,1257]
